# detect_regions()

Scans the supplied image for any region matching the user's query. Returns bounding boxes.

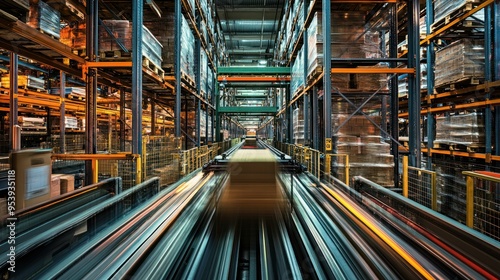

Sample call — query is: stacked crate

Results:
[143,13,195,79]
[291,46,305,96]
[293,108,305,145]
[98,20,163,71]
[434,112,485,149]
[434,39,484,88]
[332,102,394,187]
[27,0,61,38]
[307,12,383,91]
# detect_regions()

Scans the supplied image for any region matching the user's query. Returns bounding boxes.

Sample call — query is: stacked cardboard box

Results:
[291,46,305,96]
[435,39,484,88]
[332,113,394,187]
[293,107,305,145]
[434,112,485,147]
[98,20,163,69]
[1,75,45,90]
[27,0,61,38]
[434,0,484,23]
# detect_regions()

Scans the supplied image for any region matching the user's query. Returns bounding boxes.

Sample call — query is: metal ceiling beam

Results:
[219,106,277,114]
[218,67,290,74]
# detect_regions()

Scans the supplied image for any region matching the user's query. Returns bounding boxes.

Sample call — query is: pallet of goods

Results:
[27,0,61,39]
[434,112,485,151]
[434,39,484,90]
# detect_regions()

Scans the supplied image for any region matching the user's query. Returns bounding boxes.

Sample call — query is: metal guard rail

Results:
[353,176,500,277]
[0,177,121,240]
[0,177,161,273]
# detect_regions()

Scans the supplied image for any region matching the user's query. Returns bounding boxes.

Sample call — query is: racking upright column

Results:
[119,88,126,151]
[493,2,500,156]
[322,0,332,152]
[425,0,435,169]
[9,52,18,151]
[60,71,66,153]
[85,0,98,185]
[195,16,201,147]
[175,0,182,138]
[311,86,319,150]
[485,4,493,159]
[132,0,143,157]
[407,0,421,167]
[303,0,309,146]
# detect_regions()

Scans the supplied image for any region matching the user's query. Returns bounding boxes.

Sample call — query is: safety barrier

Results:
[52,153,141,189]
[402,156,438,210]
[463,171,500,241]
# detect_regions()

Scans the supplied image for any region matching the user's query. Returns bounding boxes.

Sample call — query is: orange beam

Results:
[399,98,500,117]
[86,61,133,68]
[52,153,139,160]
[331,68,415,74]
[423,148,500,162]
[217,76,291,82]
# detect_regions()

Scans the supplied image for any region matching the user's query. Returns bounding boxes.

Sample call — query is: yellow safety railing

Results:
[402,156,438,211]
[324,154,350,186]
[52,153,141,185]
[463,171,500,239]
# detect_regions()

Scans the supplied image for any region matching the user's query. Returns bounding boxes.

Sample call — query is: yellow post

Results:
[92,159,98,184]
[431,172,437,211]
[466,175,474,228]
[136,155,142,184]
[344,154,349,186]
[325,154,331,176]
[142,138,147,179]
[402,156,408,198]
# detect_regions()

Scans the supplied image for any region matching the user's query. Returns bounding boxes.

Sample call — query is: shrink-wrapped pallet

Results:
[291,46,305,96]
[27,0,60,38]
[434,112,485,147]
[332,107,394,187]
[99,20,163,70]
[434,39,484,88]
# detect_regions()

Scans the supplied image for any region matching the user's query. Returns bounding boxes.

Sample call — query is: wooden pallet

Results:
[142,57,165,79]
[99,50,132,60]
[433,142,484,153]
[307,65,323,85]
[181,71,196,88]
[431,0,481,33]
[435,76,483,93]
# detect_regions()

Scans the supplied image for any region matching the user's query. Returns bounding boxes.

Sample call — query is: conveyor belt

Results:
[6,142,500,279]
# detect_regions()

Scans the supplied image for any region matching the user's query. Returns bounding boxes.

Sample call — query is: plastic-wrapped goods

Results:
[143,13,194,78]
[293,108,305,145]
[434,112,485,147]
[434,0,483,24]
[200,50,208,95]
[59,23,86,50]
[49,87,85,96]
[27,0,61,39]
[99,20,163,69]
[332,65,387,92]
[1,75,45,90]
[291,46,305,96]
[434,39,484,88]
[332,113,394,187]
[307,12,382,78]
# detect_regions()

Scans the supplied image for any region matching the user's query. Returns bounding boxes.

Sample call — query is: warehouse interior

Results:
[1,0,500,278]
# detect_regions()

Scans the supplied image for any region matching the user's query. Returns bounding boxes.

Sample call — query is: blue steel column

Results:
[60,71,66,153]
[215,83,221,142]
[85,0,98,185]
[408,0,421,167]
[120,88,126,151]
[9,52,18,151]
[426,0,435,169]
[311,86,319,149]
[175,0,182,138]
[484,6,493,158]
[195,16,201,147]
[132,0,143,157]
[492,2,500,156]
[303,3,309,146]
[205,62,209,144]
[389,4,399,185]
[286,87,293,143]
[322,0,332,151]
